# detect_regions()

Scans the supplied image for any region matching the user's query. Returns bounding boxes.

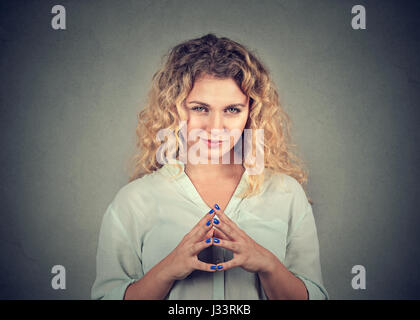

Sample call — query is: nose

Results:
[207,111,224,132]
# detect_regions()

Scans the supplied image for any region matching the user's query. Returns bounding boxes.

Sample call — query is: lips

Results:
[200,136,228,142]
[200,137,224,148]
[204,138,223,144]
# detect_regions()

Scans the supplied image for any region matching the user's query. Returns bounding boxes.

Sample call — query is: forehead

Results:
[187,76,247,103]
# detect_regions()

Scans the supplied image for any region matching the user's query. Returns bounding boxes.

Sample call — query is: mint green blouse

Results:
[91,160,329,300]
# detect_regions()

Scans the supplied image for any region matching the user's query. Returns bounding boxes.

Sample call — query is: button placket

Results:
[213,245,224,264]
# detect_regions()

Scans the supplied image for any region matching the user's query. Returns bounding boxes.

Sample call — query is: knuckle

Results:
[224,215,233,224]
[232,259,240,268]
[239,256,248,265]
[187,258,196,269]
[192,262,199,271]
[190,244,198,255]
[231,243,238,252]
[183,233,191,242]
[193,260,203,270]
[200,241,208,249]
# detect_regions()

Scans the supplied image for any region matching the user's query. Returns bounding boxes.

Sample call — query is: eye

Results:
[192,106,208,112]
[226,107,241,114]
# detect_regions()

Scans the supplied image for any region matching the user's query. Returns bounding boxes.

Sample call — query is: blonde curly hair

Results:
[128,33,313,205]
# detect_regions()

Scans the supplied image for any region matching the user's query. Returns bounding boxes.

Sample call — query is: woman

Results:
[91,33,329,300]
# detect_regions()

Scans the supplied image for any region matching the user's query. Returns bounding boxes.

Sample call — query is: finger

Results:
[213,215,241,241]
[187,210,216,242]
[213,228,229,240]
[194,228,214,246]
[217,211,247,239]
[192,257,218,272]
[216,209,241,231]
[215,257,242,271]
[195,207,217,230]
[205,227,215,239]
[191,236,214,255]
[190,204,221,240]
[212,238,241,253]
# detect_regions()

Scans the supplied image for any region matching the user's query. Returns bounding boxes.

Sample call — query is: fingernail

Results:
[210,265,217,270]
[213,238,220,243]
[214,204,220,210]
[217,265,223,270]
[205,238,211,243]
[206,220,212,226]
[208,209,214,214]
[213,218,219,225]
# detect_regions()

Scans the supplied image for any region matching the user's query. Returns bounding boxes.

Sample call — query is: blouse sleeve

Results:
[90,202,144,300]
[283,189,329,300]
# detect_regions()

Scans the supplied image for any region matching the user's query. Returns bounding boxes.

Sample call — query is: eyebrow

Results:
[187,101,246,108]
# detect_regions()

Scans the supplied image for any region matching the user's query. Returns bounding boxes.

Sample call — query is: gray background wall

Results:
[1,0,419,299]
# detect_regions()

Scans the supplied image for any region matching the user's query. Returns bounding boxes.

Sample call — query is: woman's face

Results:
[183,74,250,163]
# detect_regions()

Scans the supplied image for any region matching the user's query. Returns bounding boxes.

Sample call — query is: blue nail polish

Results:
[213,218,219,225]
[206,220,211,226]
[208,209,214,214]
[214,204,220,210]
[217,265,223,270]
[213,238,220,243]
[205,238,211,243]
[210,265,217,270]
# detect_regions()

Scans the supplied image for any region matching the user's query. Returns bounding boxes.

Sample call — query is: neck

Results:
[184,150,244,181]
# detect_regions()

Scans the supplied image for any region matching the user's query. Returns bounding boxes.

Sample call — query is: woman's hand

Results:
[161,207,219,281]
[211,209,277,274]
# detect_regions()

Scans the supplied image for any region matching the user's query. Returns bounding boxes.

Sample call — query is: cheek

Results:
[226,126,246,147]
[185,120,205,147]
[241,111,250,127]
[187,114,206,128]
[229,114,249,133]
[185,116,205,137]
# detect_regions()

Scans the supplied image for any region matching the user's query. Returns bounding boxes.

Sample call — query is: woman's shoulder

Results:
[257,169,311,222]
[263,168,305,196]
[109,169,165,218]
[116,170,158,196]
[263,169,311,209]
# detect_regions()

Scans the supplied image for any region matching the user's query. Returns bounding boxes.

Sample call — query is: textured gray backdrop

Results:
[1,0,419,299]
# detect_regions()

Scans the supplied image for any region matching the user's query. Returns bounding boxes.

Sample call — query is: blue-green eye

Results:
[191,105,240,114]
[192,106,207,112]
[226,107,241,114]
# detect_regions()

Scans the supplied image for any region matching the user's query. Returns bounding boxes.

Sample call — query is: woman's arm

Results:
[209,206,327,300]
[124,209,219,299]
[124,255,175,300]
[257,255,308,300]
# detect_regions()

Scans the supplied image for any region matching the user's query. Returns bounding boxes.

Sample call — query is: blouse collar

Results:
[160,159,249,216]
